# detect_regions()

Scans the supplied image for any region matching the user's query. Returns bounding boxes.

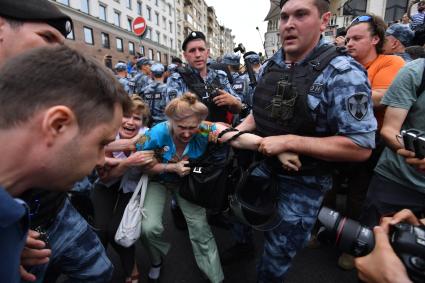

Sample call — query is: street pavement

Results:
[108,194,358,283]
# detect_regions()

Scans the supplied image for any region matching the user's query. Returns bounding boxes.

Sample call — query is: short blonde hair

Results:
[130,95,150,124]
[164,92,208,121]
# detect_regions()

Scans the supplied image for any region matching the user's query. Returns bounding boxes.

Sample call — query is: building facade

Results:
[52,0,235,67]
[264,0,410,58]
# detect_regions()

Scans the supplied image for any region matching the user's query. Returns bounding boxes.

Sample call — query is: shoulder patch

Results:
[329,56,351,72]
[346,93,369,121]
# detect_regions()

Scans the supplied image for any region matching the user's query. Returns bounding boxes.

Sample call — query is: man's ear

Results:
[320,12,331,33]
[41,106,78,146]
[0,17,6,43]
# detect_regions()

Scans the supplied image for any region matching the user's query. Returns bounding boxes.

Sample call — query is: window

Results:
[168,4,172,16]
[178,39,182,48]
[170,38,173,49]
[81,0,89,13]
[99,4,107,21]
[162,16,166,28]
[155,12,159,25]
[146,27,152,39]
[163,35,167,46]
[101,32,110,48]
[127,17,133,31]
[156,51,161,62]
[155,0,158,6]
[156,31,160,43]
[83,27,94,45]
[67,29,75,40]
[148,48,153,60]
[177,24,181,35]
[169,21,172,32]
[129,42,135,55]
[58,0,69,5]
[140,46,145,56]
[126,0,132,9]
[114,11,121,27]
[137,1,142,15]
[116,37,123,52]
[147,6,151,20]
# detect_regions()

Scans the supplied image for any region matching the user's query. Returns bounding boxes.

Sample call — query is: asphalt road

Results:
[107,194,358,283]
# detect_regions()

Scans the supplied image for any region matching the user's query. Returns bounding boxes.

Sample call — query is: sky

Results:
[204,0,271,54]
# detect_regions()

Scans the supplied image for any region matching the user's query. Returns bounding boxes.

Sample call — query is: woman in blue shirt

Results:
[136,92,223,283]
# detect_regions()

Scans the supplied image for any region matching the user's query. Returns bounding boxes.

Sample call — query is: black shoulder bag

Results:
[178,129,249,210]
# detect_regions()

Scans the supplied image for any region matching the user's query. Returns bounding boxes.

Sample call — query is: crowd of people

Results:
[1,0,425,283]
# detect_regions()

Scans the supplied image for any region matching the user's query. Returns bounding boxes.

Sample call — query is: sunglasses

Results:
[351,15,373,25]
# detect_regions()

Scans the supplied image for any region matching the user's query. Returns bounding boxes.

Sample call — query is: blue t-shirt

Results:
[138,121,216,181]
[0,187,29,283]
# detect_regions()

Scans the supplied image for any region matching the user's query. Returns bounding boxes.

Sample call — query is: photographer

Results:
[355,209,424,283]
[360,58,425,229]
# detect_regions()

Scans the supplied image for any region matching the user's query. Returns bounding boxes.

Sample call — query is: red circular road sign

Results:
[132,16,147,36]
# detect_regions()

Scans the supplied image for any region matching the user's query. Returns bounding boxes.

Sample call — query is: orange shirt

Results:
[363,54,405,129]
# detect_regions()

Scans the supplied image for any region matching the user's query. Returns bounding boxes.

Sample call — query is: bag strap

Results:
[226,130,251,143]
[129,174,148,218]
[139,174,148,209]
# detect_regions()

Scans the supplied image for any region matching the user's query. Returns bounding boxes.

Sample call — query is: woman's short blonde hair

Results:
[130,94,150,124]
[164,92,208,121]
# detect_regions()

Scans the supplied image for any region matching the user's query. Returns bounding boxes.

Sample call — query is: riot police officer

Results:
[222,53,251,123]
[166,31,242,123]
[114,62,131,94]
[225,0,377,282]
[141,63,168,126]
[129,57,152,95]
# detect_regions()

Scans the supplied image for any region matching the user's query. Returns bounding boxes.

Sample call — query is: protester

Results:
[92,96,154,283]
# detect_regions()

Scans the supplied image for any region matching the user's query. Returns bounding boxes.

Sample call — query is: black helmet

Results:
[229,163,281,231]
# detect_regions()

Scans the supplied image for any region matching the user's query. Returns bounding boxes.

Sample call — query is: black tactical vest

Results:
[253,45,346,175]
[177,67,227,122]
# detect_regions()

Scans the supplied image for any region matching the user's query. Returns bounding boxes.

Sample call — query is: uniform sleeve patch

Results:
[347,93,369,121]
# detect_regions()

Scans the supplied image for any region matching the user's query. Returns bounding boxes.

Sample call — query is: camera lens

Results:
[318,207,375,257]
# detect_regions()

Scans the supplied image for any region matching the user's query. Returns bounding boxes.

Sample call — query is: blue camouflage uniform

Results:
[116,76,131,94]
[231,72,251,104]
[129,72,152,95]
[115,62,131,94]
[141,82,168,126]
[165,66,240,122]
[251,38,377,282]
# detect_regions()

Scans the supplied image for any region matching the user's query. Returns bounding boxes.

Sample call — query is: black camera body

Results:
[318,207,425,283]
[401,129,425,159]
[233,43,246,54]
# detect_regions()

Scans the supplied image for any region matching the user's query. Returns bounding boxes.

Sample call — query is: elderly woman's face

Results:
[171,115,201,144]
[119,111,143,139]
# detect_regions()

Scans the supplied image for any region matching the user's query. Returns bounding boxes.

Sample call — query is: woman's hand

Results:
[171,160,191,177]
[277,152,302,171]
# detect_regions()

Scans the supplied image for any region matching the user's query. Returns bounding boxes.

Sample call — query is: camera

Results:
[233,43,246,54]
[401,129,425,159]
[318,207,425,283]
